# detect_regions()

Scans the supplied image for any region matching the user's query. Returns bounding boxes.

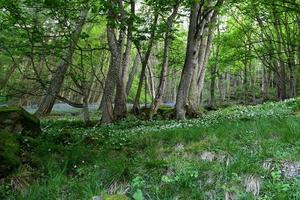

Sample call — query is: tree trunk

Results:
[113,36,131,121]
[101,28,124,124]
[188,24,214,114]
[209,34,219,108]
[147,65,155,102]
[218,73,226,104]
[126,53,139,95]
[82,85,91,127]
[277,72,287,101]
[275,60,287,100]
[289,66,297,98]
[209,64,217,109]
[150,3,179,118]
[176,3,203,120]
[196,33,213,103]
[113,1,135,121]
[35,8,88,116]
[176,1,223,119]
[243,64,248,104]
[226,73,231,101]
[261,67,271,101]
[132,13,158,115]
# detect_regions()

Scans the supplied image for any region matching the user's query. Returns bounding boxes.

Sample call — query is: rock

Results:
[244,175,261,196]
[281,161,300,178]
[206,190,216,200]
[174,143,184,151]
[225,191,237,200]
[0,107,41,178]
[0,106,41,137]
[0,129,21,178]
[262,159,274,171]
[156,105,175,119]
[138,105,175,120]
[199,151,216,161]
[199,151,232,165]
[262,159,300,179]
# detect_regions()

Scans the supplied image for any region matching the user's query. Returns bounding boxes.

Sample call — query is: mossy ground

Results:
[1,99,300,200]
[0,130,20,177]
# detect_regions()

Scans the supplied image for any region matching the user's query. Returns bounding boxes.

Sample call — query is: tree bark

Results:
[196,32,214,104]
[132,13,158,115]
[126,53,139,96]
[218,73,226,104]
[188,20,214,114]
[188,46,202,114]
[101,28,124,124]
[176,0,223,119]
[147,65,155,102]
[113,0,135,120]
[176,3,203,120]
[209,61,218,109]
[209,28,220,108]
[261,67,271,100]
[150,3,179,118]
[82,85,91,127]
[35,7,88,116]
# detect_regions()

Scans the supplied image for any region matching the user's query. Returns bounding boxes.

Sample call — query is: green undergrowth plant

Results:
[2,98,300,199]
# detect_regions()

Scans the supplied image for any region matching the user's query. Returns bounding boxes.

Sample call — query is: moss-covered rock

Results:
[156,105,175,119]
[0,106,41,137]
[138,105,175,120]
[0,130,21,178]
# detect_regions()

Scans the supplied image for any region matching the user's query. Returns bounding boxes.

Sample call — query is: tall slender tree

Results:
[36,4,89,116]
[176,0,224,120]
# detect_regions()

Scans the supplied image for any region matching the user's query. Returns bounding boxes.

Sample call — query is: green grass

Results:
[2,98,300,200]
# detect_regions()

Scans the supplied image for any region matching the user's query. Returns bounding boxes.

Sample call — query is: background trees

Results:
[0,0,299,123]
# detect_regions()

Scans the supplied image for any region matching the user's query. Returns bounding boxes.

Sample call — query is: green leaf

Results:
[132,189,144,200]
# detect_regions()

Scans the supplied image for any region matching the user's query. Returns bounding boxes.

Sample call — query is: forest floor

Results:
[2,98,300,200]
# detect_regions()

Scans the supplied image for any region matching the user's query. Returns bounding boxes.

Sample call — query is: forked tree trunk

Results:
[188,23,214,115]
[101,28,124,124]
[176,0,223,120]
[35,8,88,116]
[150,3,179,118]
[113,1,135,121]
[113,36,131,121]
[132,14,158,115]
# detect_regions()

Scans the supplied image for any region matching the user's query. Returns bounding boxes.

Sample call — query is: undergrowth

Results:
[1,98,300,199]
